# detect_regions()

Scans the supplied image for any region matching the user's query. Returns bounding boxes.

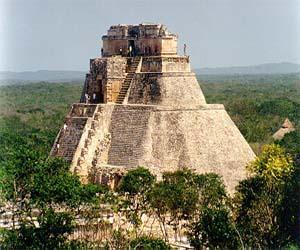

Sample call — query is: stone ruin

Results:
[50,23,255,192]
[273,118,295,140]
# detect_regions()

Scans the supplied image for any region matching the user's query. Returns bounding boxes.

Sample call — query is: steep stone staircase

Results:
[115,57,141,104]
[72,105,113,182]
[50,104,97,162]
[107,105,154,167]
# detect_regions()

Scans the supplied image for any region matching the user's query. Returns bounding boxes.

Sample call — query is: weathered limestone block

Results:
[106,57,127,78]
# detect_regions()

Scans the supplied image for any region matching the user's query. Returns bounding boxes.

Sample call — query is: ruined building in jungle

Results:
[50,24,255,192]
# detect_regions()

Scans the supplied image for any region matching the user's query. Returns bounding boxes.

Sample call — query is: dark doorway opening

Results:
[92,80,104,103]
[99,92,104,103]
[128,40,135,57]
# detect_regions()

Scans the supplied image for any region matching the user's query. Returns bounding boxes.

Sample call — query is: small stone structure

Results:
[51,23,255,192]
[273,118,295,140]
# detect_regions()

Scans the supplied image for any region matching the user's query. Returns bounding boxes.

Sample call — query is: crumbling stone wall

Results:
[106,57,127,102]
[102,24,178,57]
[127,73,162,105]
[81,57,127,103]
[141,57,163,72]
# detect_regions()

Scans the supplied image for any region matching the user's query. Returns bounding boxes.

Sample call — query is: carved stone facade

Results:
[51,24,255,193]
[83,56,127,103]
[102,24,177,57]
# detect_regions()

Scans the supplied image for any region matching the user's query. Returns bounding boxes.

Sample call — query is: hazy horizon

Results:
[1,0,300,71]
[0,61,299,73]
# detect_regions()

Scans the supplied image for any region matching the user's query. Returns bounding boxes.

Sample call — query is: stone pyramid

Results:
[50,24,255,192]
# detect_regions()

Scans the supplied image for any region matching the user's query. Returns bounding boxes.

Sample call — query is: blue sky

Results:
[0,0,299,71]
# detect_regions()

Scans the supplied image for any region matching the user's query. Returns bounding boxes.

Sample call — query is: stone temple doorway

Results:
[128,40,135,57]
[92,80,104,104]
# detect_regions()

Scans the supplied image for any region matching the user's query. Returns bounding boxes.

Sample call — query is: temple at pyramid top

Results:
[102,24,178,57]
[81,23,206,107]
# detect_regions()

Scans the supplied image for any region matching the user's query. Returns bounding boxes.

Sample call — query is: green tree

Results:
[3,209,74,249]
[246,144,294,182]
[117,167,155,236]
[129,236,171,250]
[149,170,199,241]
[187,173,238,249]
[118,166,155,195]
[277,130,300,163]
[233,144,299,248]
[188,207,238,249]
[275,135,300,246]
[0,146,102,249]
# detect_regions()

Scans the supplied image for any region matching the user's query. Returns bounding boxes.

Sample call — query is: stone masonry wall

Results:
[52,102,255,193]
[140,107,255,192]
[141,56,190,73]
[105,57,127,102]
[107,105,155,167]
[64,104,255,193]
[127,73,206,108]
[82,56,127,103]
[100,104,255,193]
[70,105,115,182]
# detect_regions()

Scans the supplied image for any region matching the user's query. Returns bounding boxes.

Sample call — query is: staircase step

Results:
[116,57,141,103]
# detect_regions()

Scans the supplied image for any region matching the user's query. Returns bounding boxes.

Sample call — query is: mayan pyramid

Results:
[50,24,255,192]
